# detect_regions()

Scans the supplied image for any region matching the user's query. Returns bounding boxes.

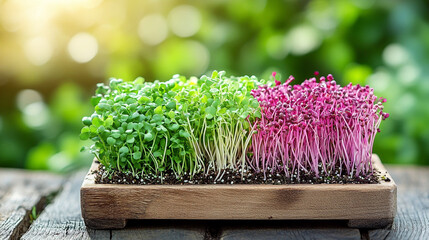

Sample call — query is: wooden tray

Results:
[81,154,396,229]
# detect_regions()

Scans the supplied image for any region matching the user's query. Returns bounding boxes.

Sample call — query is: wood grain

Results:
[81,154,397,229]
[368,166,429,240]
[0,169,64,240]
[0,161,425,238]
[21,170,110,240]
[111,226,205,240]
[221,228,361,240]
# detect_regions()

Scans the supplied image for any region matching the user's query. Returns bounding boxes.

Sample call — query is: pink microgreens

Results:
[272,72,281,86]
[249,73,388,179]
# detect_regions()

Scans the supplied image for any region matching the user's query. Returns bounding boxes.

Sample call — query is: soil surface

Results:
[94,163,388,185]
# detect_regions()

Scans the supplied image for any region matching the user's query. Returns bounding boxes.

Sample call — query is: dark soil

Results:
[94,163,387,185]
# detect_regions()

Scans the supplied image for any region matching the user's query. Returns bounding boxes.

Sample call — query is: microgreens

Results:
[80,76,198,178]
[81,71,263,179]
[175,71,263,177]
[81,71,388,181]
[249,73,389,178]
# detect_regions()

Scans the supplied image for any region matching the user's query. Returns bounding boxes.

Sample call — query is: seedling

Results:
[81,71,388,181]
[250,72,388,178]
[81,71,263,179]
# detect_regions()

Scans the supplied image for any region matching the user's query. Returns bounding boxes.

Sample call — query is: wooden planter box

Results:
[81,154,396,229]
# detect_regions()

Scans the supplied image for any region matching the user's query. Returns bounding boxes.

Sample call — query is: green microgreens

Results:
[80,71,263,179]
[175,71,263,177]
[80,76,199,178]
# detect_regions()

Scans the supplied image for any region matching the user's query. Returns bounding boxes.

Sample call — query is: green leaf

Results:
[81,126,90,133]
[219,108,227,114]
[154,97,163,105]
[179,130,190,138]
[241,98,249,106]
[174,156,182,163]
[82,117,92,126]
[105,116,114,127]
[91,96,101,106]
[251,100,259,108]
[89,125,98,133]
[138,96,151,104]
[119,146,129,154]
[134,76,145,84]
[210,88,219,93]
[152,114,163,122]
[120,115,129,121]
[126,135,135,143]
[169,124,180,131]
[166,101,176,110]
[98,103,110,110]
[132,152,142,160]
[107,137,116,146]
[80,127,90,140]
[131,112,140,119]
[153,151,162,158]
[127,123,136,130]
[92,117,102,127]
[111,131,121,138]
[212,100,220,107]
[240,111,250,119]
[80,132,89,140]
[97,125,105,133]
[144,132,154,141]
[154,106,163,114]
[156,125,167,132]
[205,106,216,116]
[243,121,250,129]
[167,91,177,97]
[167,111,175,119]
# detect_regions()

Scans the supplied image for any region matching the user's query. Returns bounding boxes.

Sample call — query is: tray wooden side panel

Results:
[81,154,396,229]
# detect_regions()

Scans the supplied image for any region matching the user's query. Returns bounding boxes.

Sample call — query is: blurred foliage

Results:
[0,0,428,171]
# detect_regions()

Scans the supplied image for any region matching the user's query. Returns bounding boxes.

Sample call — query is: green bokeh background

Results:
[1,0,428,172]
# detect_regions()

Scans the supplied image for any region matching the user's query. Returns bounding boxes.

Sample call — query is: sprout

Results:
[249,73,388,178]
[81,71,388,181]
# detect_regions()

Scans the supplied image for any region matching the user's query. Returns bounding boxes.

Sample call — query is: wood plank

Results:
[111,225,205,240]
[215,220,362,240]
[0,169,64,240]
[21,170,110,240]
[109,220,213,239]
[369,166,429,240]
[221,228,361,240]
[81,154,396,229]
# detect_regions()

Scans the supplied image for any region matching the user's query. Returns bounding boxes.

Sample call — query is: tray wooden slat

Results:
[81,154,396,229]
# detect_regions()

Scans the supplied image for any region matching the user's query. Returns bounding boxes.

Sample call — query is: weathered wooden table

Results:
[0,165,427,240]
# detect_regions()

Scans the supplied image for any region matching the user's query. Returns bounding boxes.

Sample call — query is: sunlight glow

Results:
[368,71,390,92]
[383,44,408,67]
[24,36,53,66]
[67,32,99,63]
[138,14,168,46]
[168,5,201,38]
[398,64,419,86]
[16,89,43,111]
[23,102,50,128]
[286,25,321,55]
